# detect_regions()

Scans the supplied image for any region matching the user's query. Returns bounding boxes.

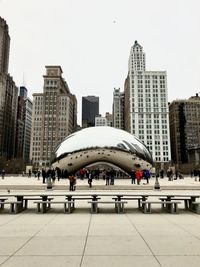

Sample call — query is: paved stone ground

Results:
[1,177,200,266]
[0,175,200,190]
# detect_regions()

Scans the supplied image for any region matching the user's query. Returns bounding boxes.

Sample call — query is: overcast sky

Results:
[1,0,200,124]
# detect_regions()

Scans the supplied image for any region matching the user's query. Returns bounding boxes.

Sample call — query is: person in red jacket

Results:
[135,169,142,185]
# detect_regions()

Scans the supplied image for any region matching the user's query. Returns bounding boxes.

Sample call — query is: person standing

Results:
[28,169,32,178]
[143,169,150,184]
[51,168,56,183]
[130,170,136,184]
[1,169,5,179]
[42,169,46,184]
[37,170,41,180]
[88,172,93,188]
[106,169,110,185]
[135,169,142,185]
[69,174,76,191]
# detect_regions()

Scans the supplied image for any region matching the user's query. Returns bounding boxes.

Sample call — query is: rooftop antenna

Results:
[22,72,27,87]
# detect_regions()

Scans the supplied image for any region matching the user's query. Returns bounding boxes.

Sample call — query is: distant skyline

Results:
[1,0,200,124]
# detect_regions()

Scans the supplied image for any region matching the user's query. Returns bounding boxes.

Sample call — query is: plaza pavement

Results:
[1,176,200,266]
[0,174,200,190]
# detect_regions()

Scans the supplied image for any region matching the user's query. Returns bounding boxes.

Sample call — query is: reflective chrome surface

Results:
[52,126,153,173]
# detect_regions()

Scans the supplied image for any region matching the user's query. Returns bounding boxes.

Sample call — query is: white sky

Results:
[1,0,200,124]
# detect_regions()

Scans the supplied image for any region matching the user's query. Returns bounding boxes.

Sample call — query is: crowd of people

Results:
[26,167,152,190]
[2,166,200,191]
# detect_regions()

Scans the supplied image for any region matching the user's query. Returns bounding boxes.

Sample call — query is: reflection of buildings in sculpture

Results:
[124,41,171,163]
[169,93,200,164]
[52,126,153,174]
[82,95,99,127]
[30,66,77,166]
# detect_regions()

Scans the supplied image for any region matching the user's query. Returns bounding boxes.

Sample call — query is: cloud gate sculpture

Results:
[51,126,153,174]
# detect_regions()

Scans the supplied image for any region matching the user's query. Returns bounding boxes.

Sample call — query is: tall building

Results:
[23,97,33,163]
[0,17,10,74]
[19,86,27,98]
[0,74,18,158]
[95,115,107,126]
[0,17,18,159]
[95,112,113,127]
[82,96,99,127]
[112,88,124,129]
[124,41,171,163]
[15,86,32,163]
[15,93,25,158]
[30,66,77,166]
[105,112,113,127]
[169,93,200,164]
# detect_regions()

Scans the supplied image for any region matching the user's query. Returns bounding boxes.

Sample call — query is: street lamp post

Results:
[154,174,161,190]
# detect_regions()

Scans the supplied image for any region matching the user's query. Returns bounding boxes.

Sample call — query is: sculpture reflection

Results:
[51,126,153,173]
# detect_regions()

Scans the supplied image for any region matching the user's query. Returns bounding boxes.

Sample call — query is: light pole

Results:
[154,174,161,190]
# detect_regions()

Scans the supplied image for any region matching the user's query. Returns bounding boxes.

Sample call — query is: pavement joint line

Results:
[79,213,92,267]
[0,213,23,227]
[0,212,58,266]
[126,213,162,266]
[160,212,200,242]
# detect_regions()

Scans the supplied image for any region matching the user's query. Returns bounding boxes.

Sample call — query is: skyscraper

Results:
[15,86,33,163]
[0,17,18,159]
[124,41,171,164]
[23,97,33,163]
[0,17,10,74]
[30,66,77,167]
[82,96,99,127]
[112,88,124,129]
[169,93,200,164]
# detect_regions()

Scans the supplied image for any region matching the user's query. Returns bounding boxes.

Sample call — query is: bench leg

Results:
[24,199,28,209]
[193,204,200,214]
[47,201,51,209]
[0,202,5,210]
[15,203,21,214]
[37,203,41,213]
[64,203,72,213]
[161,200,166,209]
[10,203,14,213]
[184,200,189,210]
[143,203,151,213]
[42,203,47,213]
[138,199,141,209]
[117,202,125,214]
[169,203,179,214]
[10,203,20,214]
[91,202,98,213]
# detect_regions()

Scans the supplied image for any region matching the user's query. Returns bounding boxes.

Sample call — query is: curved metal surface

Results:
[51,126,153,173]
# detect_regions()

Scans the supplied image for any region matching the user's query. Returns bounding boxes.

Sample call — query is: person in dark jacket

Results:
[42,169,46,184]
[130,170,136,184]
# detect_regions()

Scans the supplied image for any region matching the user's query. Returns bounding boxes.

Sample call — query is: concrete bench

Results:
[112,197,143,209]
[141,201,180,214]
[191,202,200,214]
[0,201,22,214]
[88,200,127,214]
[23,197,54,209]
[34,201,74,213]
[0,198,8,209]
[159,197,190,209]
[70,197,101,209]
